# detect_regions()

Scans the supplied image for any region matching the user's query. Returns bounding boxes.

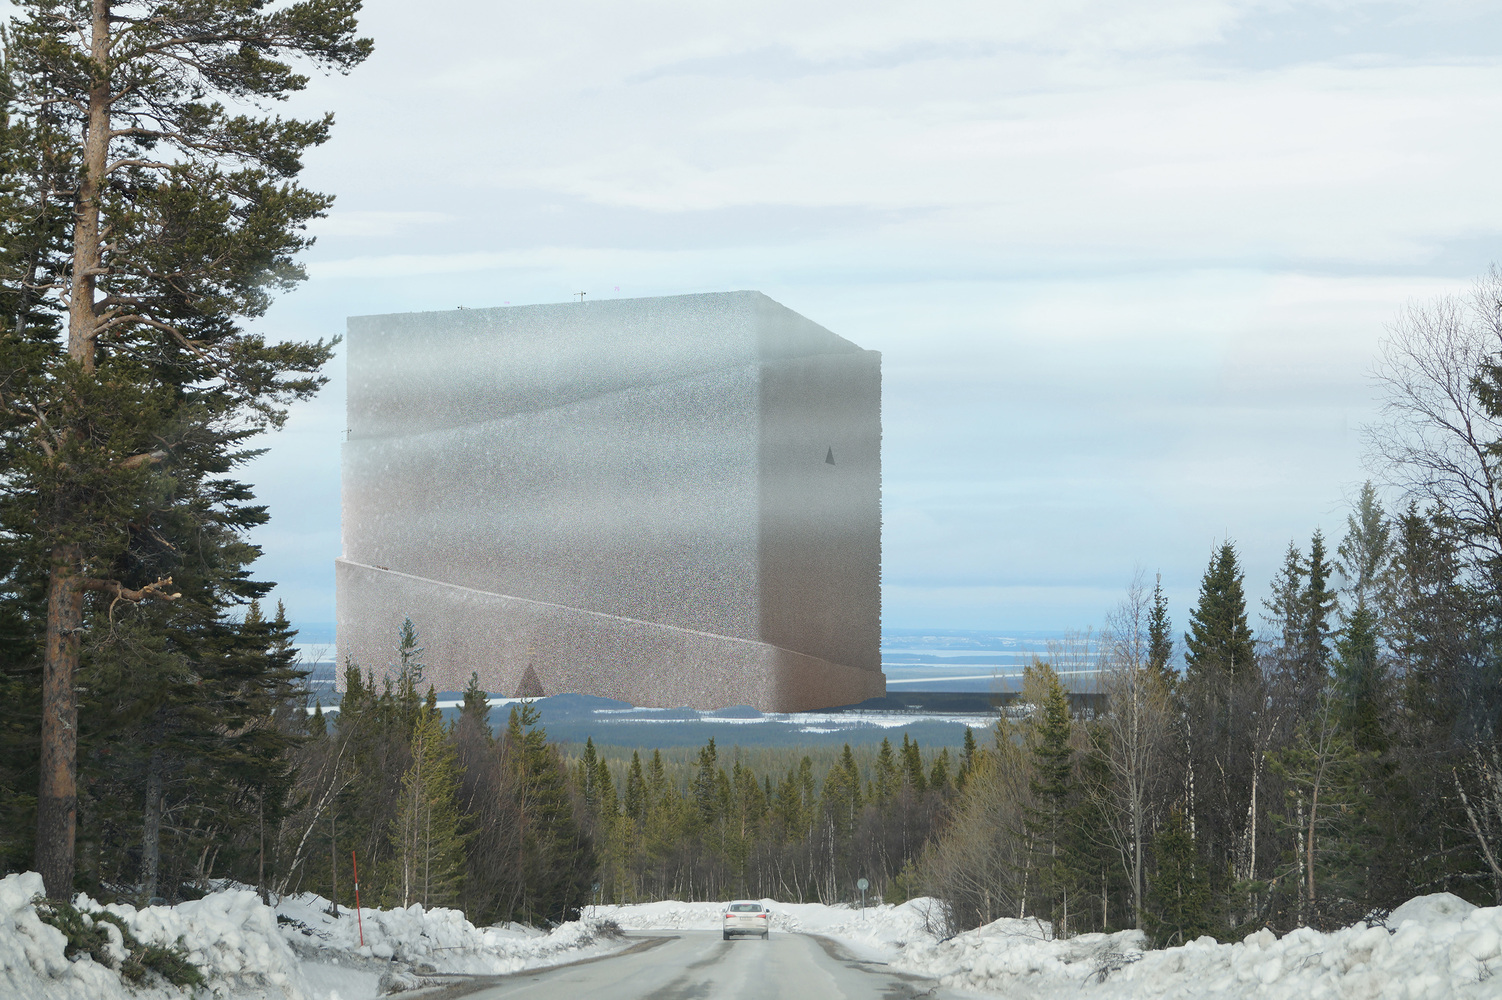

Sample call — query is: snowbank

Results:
[0,872,140,1000]
[885,892,1502,999]
[276,891,621,976]
[0,872,626,1000]
[8,869,1501,999]
[103,887,309,996]
[1,871,308,999]
[600,892,1502,998]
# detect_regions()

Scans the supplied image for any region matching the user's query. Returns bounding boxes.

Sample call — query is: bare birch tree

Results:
[1090,573,1173,928]
[1368,268,1502,573]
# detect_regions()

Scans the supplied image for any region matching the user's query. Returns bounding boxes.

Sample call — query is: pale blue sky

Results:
[237,0,1502,638]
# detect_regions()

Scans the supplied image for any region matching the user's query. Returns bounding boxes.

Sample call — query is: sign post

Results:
[857,877,869,918]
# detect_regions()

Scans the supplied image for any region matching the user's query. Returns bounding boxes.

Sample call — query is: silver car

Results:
[722,900,771,940]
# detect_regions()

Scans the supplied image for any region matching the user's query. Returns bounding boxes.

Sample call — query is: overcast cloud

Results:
[237,0,1502,638]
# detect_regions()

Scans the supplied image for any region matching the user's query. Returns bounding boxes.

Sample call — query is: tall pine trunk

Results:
[37,550,84,898]
[36,0,109,901]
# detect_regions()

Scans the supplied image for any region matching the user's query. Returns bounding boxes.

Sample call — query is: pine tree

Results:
[503,700,593,924]
[594,756,617,818]
[2,0,369,899]
[901,734,928,793]
[386,697,467,909]
[820,745,864,891]
[1334,604,1386,753]
[929,748,952,792]
[1299,530,1337,689]
[1024,662,1078,936]
[692,737,720,829]
[458,672,492,738]
[1185,543,1256,682]
[624,751,647,824]
[956,728,978,790]
[874,737,899,802]
[1337,482,1392,618]
[1264,541,1307,657]
[1145,809,1213,947]
[1148,575,1174,678]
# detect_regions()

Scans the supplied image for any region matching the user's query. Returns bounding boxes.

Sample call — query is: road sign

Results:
[857,878,869,890]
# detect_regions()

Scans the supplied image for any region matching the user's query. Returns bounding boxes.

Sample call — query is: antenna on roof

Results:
[575,291,587,302]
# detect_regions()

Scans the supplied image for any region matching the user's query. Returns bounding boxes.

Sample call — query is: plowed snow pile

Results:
[0,871,623,1000]
[6,870,1501,999]
[276,890,611,975]
[601,892,1502,999]
[886,892,1501,998]
[0,871,309,999]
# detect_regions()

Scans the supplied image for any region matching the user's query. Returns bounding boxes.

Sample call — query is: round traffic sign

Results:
[857,878,869,890]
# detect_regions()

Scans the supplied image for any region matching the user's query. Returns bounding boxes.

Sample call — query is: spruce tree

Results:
[956,728,978,790]
[929,748,952,792]
[1024,662,1077,936]
[1145,809,1213,947]
[579,737,602,812]
[457,672,492,739]
[1,0,369,898]
[387,697,467,908]
[901,734,927,793]
[1264,541,1307,657]
[503,700,592,924]
[1184,543,1256,681]
[1147,575,1174,678]
[594,756,617,818]
[624,751,647,824]
[820,744,863,883]
[1337,482,1391,617]
[874,737,899,802]
[1299,530,1337,688]
[692,737,720,829]
[1335,604,1386,753]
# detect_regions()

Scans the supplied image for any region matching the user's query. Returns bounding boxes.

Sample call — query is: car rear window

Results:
[728,903,762,912]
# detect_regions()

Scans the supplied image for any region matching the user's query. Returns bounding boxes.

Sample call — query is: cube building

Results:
[336,291,884,711]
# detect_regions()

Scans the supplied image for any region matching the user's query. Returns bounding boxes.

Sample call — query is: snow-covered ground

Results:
[5,870,1501,999]
[0,871,628,1000]
[593,893,1502,999]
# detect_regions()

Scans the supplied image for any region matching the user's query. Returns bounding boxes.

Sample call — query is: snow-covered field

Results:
[4,870,1501,999]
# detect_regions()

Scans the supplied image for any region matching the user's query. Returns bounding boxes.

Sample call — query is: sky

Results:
[233,0,1502,640]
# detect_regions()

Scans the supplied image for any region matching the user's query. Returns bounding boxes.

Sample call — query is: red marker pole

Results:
[351,850,365,947]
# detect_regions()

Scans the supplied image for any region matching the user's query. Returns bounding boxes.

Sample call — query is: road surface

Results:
[451,930,953,1000]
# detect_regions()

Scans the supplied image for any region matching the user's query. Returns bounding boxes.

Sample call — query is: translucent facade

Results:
[336,291,883,711]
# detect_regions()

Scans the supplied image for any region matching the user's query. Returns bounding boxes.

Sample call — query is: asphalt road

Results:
[452,930,950,1000]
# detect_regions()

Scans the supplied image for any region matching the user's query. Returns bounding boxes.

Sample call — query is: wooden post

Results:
[352,850,364,947]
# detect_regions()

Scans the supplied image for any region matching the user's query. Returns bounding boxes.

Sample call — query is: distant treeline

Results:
[278,619,965,923]
[920,493,1502,945]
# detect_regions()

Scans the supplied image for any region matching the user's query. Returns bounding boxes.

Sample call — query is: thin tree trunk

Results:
[1131,794,1143,929]
[1306,780,1320,912]
[140,750,164,900]
[259,791,268,905]
[1247,757,1259,881]
[329,811,339,915]
[1295,793,1306,926]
